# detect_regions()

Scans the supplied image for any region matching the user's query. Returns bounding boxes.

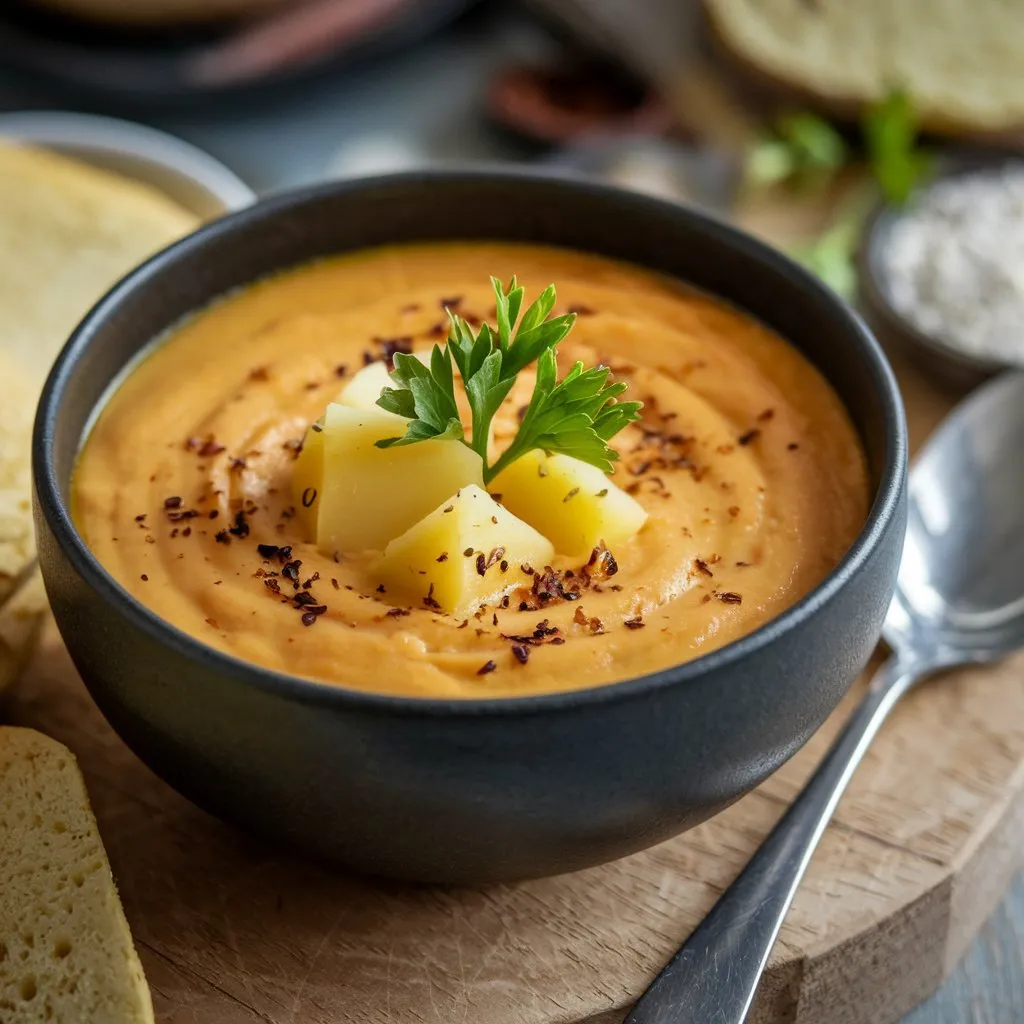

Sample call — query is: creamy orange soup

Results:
[74,243,869,697]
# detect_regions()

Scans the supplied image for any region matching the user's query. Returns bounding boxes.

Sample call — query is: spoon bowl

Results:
[886,372,1024,659]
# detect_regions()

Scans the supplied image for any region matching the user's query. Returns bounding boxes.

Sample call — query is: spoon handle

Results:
[626,654,923,1024]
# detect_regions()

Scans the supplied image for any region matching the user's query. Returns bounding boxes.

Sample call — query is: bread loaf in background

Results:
[0,728,154,1024]
[705,0,1024,138]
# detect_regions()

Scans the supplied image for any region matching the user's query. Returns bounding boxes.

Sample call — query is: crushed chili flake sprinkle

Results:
[248,366,269,382]
[331,578,340,589]
[134,513,146,522]
[163,496,182,509]
[140,574,148,581]
[424,583,441,610]
[694,558,713,577]
[386,607,411,618]
[624,616,645,629]
[718,591,743,604]
[511,644,530,665]
[215,530,230,544]
[376,584,386,594]
[198,439,226,457]
[437,552,449,563]
[476,659,497,676]
[788,442,800,451]
[442,504,454,513]
[476,553,487,577]
[757,408,775,422]
[463,547,474,557]
[738,429,760,446]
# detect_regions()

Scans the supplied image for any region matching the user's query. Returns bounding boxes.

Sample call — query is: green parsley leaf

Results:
[376,279,642,483]
[375,348,463,448]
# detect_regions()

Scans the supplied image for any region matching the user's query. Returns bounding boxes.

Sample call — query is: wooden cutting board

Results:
[4,199,1024,1024]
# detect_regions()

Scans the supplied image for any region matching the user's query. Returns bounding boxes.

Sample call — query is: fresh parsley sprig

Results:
[375,277,642,484]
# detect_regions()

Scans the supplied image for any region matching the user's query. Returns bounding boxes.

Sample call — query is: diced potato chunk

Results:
[336,351,432,410]
[491,451,647,556]
[374,485,554,618]
[294,404,484,554]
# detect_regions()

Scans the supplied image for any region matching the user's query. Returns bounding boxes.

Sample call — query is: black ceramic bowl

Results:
[33,171,907,884]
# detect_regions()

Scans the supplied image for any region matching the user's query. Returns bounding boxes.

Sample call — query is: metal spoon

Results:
[627,372,1024,1024]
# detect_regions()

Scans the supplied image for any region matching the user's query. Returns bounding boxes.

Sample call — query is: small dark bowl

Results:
[33,171,907,884]
[858,156,1024,390]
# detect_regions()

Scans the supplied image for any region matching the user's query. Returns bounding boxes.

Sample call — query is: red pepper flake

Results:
[475,553,487,576]
[788,442,800,451]
[248,366,270,382]
[205,617,220,629]
[728,506,740,518]
[492,613,499,627]
[376,336,414,368]
[437,552,449,563]
[476,659,497,676]
[208,509,219,520]
[183,527,192,537]
[264,578,282,594]
[624,616,645,629]
[521,563,535,575]
[424,583,441,610]
[386,607,411,618]
[718,591,743,604]
[229,457,247,472]
[228,511,250,539]
[302,572,321,590]
[757,408,775,422]
[717,444,735,455]
[738,429,760,446]
[376,584,386,594]
[170,528,179,539]
[163,496,182,509]
[214,530,230,544]
[331,578,340,589]
[511,644,530,665]
[140,574,149,582]
[134,513,147,522]
[693,558,713,577]
[283,438,304,458]
[198,439,226,457]
[442,504,454,514]
[304,381,321,391]
[293,591,319,607]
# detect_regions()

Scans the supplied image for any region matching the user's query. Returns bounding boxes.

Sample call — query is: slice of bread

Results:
[705,0,1024,138]
[0,728,154,1024]
[0,143,198,392]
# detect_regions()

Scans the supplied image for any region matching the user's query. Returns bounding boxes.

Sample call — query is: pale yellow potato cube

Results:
[336,351,433,410]
[303,404,484,555]
[491,451,647,556]
[374,485,554,618]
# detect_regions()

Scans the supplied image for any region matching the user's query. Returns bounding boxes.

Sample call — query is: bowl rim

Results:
[34,167,908,718]
[0,109,256,213]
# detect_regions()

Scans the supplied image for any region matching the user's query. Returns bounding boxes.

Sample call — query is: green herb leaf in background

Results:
[863,89,932,205]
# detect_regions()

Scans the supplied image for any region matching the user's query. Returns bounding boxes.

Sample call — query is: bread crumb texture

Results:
[0,728,154,1024]
[706,0,1024,133]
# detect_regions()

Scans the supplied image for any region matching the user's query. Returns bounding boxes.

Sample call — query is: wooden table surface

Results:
[1,6,1021,1020]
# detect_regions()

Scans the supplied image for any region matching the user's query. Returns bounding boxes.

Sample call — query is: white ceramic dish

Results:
[0,110,255,218]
